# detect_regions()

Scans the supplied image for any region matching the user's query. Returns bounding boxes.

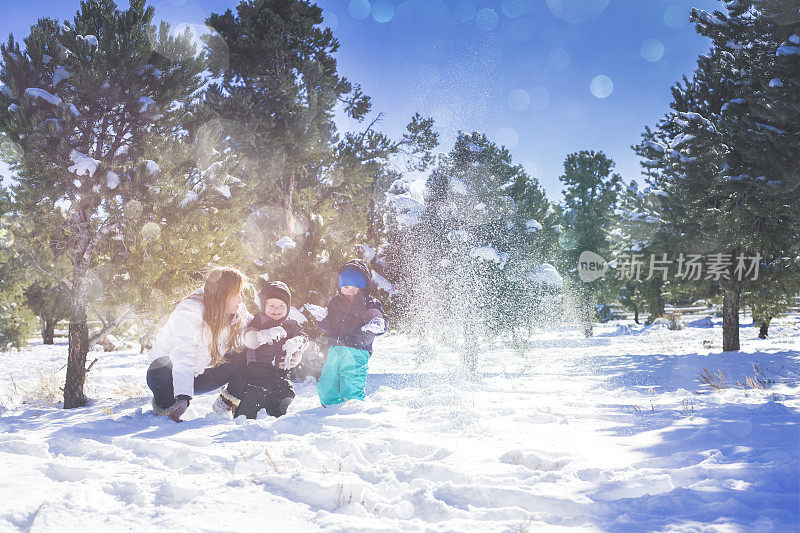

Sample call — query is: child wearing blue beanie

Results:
[314,259,387,405]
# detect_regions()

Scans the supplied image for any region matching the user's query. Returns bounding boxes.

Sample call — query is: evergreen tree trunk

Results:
[582,290,593,338]
[633,307,639,324]
[64,217,92,409]
[720,282,740,352]
[654,288,665,319]
[64,291,89,408]
[758,318,771,339]
[41,317,55,345]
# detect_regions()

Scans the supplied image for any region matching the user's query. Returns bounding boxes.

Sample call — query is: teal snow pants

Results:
[317,346,370,405]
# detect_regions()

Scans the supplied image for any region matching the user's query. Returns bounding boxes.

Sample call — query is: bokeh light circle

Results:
[508,89,531,111]
[590,75,614,98]
[497,127,519,149]
[641,39,665,62]
[372,1,394,23]
[323,10,339,30]
[547,49,571,71]
[244,207,308,265]
[140,222,162,243]
[349,0,371,20]
[125,200,144,220]
[475,8,499,31]
[501,0,525,18]
[546,0,610,24]
[663,5,688,29]
[147,17,229,72]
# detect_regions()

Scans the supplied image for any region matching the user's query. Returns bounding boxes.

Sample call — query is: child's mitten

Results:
[257,326,287,346]
[281,336,307,368]
[305,304,327,321]
[361,317,386,334]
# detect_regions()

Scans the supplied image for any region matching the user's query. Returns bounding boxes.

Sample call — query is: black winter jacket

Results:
[318,291,387,353]
[244,313,306,372]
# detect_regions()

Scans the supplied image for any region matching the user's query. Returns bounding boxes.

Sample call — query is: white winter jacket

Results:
[149,290,251,398]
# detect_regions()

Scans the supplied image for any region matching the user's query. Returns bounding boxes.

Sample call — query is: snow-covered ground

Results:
[1,316,798,532]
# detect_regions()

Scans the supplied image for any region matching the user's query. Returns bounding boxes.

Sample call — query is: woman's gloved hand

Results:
[168,397,189,422]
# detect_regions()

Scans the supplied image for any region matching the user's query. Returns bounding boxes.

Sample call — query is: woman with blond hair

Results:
[146,266,252,422]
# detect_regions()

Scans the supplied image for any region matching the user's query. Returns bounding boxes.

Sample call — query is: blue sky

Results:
[0,0,722,200]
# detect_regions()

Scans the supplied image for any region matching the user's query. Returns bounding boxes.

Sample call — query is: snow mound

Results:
[528,263,563,288]
[275,236,297,251]
[52,66,71,87]
[1,316,798,531]
[25,88,62,106]
[68,150,99,177]
[525,219,542,232]
[143,160,159,174]
[138,96,154,112]
[80,35,99,48]
[106,171,119,189]
[470,246,508,266]
[213,185,231,198]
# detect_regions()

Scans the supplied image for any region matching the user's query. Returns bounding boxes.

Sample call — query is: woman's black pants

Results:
[146,351,247,409]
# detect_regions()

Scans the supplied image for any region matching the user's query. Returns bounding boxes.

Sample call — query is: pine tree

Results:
[0,0,212,407]
[635,2,800,350]
[0,188,36,350]
[608,179,671,323]
[23,282,70,344]
[637,56,733,324]
[405,132,559,368]
[204,1,439,311]
[559,150,622,336]
[204,0,367,302]
[693,0,800,339]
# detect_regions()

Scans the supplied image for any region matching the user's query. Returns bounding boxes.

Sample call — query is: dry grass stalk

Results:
[2,369,62,406]
[114,382,149,402]
[698,367,728,390]
[264,449,279,473]
[737,362,773,391]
